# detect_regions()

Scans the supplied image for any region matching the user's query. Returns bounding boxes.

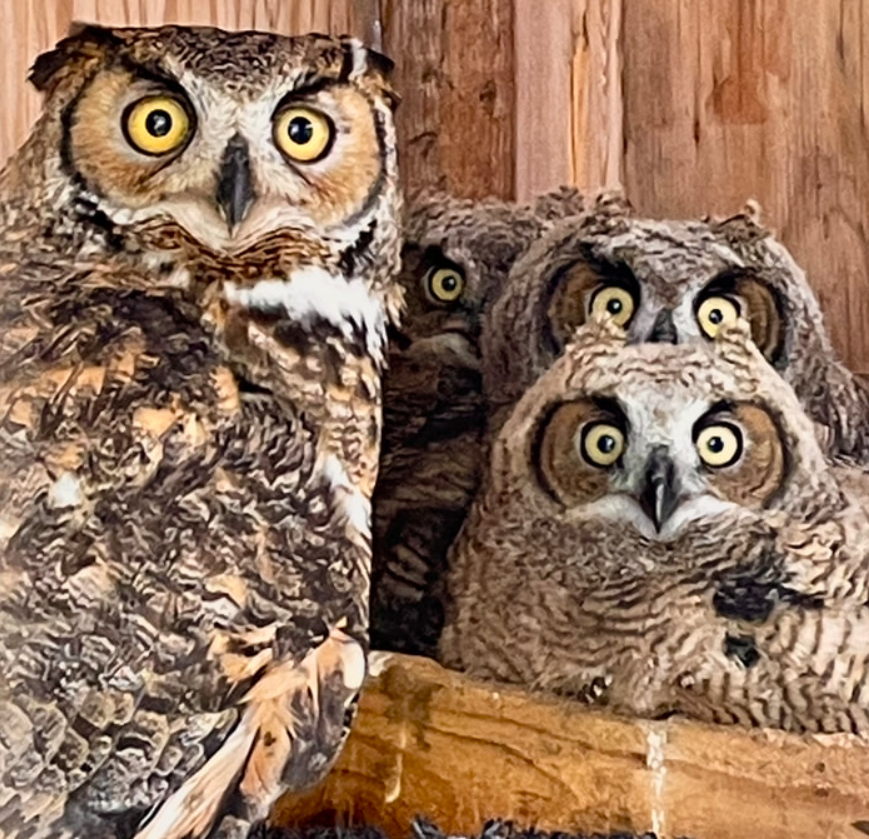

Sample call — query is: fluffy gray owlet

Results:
[0,23,400,839]
[442,317,869,735]
[485,206,869,459]
[370,188,619,656]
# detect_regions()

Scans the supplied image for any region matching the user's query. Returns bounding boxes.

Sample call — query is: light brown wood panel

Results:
[381,0,515,199]
[622,0,869,373]
[274,654,869,839]
[0,0,369,165]
[514,0,623,199]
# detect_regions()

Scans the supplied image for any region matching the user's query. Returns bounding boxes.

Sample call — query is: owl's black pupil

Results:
[441,275,457,292]
[598,435,617,454]
[146,110,173,137]
[289,116,314,145]
[606,298,623,315]
[708,436,725,453]
[709,308,724,324]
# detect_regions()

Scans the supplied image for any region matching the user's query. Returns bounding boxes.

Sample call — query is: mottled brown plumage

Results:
[369,188,598,656]
[485,204,869,458]
[0,23,399,839]
[442,318,869,735]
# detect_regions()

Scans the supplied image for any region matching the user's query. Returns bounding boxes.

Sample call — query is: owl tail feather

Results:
[133,629,366,839]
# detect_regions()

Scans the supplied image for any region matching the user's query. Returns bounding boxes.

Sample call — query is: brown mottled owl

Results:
[485,205,869,458]
[0,23,399,839]
[369,188,608,656]
[441,317,869,735]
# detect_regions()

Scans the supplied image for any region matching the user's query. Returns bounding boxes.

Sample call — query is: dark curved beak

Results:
[638,447,681,532]
[216,134,255,229]
[649,309,678,344]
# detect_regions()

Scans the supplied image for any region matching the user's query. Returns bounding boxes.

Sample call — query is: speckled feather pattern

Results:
[0,23,400,839]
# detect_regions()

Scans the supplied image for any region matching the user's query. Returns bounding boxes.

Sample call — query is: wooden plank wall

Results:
[515,0,869,373]
[1,1,867,372]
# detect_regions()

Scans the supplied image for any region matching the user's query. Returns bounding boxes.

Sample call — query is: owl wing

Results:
[371,352,486,655]
[677,587,869,733]
[762,466,869,610]
[806,359,869,461]
[0,257,367,838]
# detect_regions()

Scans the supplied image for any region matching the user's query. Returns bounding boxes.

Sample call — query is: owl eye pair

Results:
[579,421,742,469]
[123,96,333,163]
[587,286,741,337]
[424,265,466,304]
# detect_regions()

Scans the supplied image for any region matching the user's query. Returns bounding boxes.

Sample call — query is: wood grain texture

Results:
[274,653,869,839]
[622,0,869,373]
[514,0,623,199]
[381,0,515,199]
[0,0,368,165]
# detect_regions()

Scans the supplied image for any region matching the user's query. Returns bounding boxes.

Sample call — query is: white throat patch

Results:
[223,267,387,359]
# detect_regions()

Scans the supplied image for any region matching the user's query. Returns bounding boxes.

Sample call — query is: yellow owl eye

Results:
[696,423,743,468]
[425,267,465,303]
[697,295,740,338]
[123,96,191,156]
[581,422,625,468]
[589,285,636,327]
[273,107,334,163]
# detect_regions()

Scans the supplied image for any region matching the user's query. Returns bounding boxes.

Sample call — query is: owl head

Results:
[485,318,838,544]
[390,188,604,367]
[485,206,869,457]
[3,23,398,268]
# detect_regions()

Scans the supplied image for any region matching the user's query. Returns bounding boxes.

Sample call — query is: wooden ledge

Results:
[273,653,869,839]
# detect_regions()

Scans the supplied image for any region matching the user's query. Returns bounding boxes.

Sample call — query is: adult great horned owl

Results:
[485,206,869,458]
[0,23,399,839]
[370,188,597,656]
[441,318,869,734]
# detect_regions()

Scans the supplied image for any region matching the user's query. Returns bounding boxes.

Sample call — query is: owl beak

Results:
[638,448,681,532]
[649,309,678,344]
[216,134,256,230]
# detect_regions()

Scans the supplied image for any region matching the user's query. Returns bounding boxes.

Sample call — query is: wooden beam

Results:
[273,653,869,839]
[381,0,515,199]
[622,0,869,374]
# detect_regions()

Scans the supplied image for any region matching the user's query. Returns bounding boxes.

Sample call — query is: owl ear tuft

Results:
[708,202,770,244]
[340,37,400,109]
[368,48,400,109]
[741,198,764,224]
[365,47,395,78]
[29,22,118,94]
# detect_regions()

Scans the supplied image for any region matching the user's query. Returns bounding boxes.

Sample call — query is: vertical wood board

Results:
[514,0,623,199]
[382,0,515,199]
[621,0,869,372]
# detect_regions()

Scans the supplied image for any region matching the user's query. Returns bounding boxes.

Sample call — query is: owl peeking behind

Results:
[369,188,631,657]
